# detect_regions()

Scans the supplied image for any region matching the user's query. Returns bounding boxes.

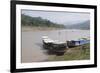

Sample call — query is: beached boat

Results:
[42,36,90,55]
[67,38,90,48]
[42,36,67,55]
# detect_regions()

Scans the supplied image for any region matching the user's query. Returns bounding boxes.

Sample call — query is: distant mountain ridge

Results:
[21,14,90,30]
[65,20,90,30]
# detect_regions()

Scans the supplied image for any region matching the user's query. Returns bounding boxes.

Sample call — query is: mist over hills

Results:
[65,20,90,30]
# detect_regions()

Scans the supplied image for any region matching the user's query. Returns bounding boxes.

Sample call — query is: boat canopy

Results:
[42,36,66,44]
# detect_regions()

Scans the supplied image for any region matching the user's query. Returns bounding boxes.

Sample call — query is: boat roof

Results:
[42,36,65,44]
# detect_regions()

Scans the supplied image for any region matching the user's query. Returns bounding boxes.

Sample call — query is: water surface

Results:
[22,29,90,63]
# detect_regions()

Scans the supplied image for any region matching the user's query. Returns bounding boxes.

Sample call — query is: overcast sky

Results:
[21,9,90,25]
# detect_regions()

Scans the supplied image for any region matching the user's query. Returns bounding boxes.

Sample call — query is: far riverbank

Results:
[22,26,65,32]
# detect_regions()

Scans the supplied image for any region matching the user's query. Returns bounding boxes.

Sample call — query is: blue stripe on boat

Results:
[75,40,90,45]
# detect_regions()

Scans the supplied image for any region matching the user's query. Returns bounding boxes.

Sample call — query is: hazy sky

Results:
[22,9,90,25]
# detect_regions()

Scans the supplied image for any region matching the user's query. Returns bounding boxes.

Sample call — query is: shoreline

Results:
[22,26,90,32]
[22,26,64,32]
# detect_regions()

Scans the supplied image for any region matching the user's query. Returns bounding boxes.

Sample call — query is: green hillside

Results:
[21,14,65,28]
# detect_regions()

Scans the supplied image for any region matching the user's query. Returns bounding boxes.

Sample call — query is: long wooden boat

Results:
[42,36,67,55]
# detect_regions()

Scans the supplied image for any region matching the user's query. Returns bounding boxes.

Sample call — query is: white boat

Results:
[42,36,67,55]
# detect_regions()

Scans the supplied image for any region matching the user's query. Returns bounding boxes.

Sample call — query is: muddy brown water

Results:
[21,29,90,63]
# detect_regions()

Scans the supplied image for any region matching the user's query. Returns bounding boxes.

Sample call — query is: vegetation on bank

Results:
[48,43,90,61]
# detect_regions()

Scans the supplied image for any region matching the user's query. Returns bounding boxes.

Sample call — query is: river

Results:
[21,29,90,63]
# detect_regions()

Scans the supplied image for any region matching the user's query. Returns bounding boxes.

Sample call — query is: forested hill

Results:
[21,14,65,28]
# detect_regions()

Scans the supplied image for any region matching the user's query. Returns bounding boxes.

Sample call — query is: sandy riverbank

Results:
[22,26,65,32]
